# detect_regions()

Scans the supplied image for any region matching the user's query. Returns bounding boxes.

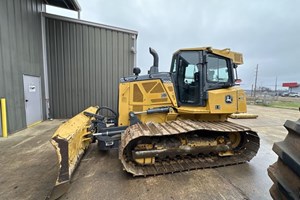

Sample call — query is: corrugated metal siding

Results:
[0,0,44,133]
[45,15,137,118]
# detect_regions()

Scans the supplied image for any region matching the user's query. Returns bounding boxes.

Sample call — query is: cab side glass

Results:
[207,55,229,83]
[172,59,177,72]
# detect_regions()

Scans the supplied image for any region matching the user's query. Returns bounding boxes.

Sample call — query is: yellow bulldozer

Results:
[48,47,260,199]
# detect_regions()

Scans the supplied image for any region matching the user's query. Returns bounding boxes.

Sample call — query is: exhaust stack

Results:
[148,47,159,74]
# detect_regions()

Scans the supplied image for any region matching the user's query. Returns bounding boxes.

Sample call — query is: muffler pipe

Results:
[148,47,159,74]
[149,47,159,68]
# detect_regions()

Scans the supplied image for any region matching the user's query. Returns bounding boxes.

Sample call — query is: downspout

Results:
[78,10,81,19]
[131,35,137,68]
[41,13,51,119]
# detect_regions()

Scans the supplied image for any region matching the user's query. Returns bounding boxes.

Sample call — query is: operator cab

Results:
[170,48,236,106]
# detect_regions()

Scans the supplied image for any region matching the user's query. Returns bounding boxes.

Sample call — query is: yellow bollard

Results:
[1,98,8,138]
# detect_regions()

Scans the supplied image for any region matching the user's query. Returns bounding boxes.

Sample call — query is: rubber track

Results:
[119,119,260,176]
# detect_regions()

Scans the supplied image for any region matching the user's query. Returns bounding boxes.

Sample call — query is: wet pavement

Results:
[0,120,62,200]
[0,105,299,200]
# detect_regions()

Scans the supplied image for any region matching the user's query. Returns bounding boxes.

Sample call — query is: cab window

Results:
[184,64,198,84]
[207,55,229,83]
[171,56,177,73]
[177,51,200,104]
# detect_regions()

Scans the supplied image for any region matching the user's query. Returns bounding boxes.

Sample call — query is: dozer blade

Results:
[47,107,98,200]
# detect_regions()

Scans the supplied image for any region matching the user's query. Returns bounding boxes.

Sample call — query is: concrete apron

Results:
[0,119,64,200]
[0,105,299,200]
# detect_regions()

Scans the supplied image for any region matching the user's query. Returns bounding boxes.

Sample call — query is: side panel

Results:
[129,80,172,106]
[207,89,238,114]
[118,80,176,126]
[207,87,246,114]
[237,89,247,113]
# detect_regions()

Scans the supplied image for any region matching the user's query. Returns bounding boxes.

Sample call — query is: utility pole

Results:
[275,76,278,100]
[253,64,258,98]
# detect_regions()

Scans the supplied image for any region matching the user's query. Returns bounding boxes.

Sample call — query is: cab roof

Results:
[176,47,243,65]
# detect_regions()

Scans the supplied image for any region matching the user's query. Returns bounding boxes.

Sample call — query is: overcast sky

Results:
[47,0,300,90]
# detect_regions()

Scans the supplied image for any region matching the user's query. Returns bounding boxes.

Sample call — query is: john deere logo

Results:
[225,95,233,104]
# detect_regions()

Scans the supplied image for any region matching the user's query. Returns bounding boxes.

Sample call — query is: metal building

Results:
[45,14,137,118]
[0,0,45,133]
[0,0,137,133]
